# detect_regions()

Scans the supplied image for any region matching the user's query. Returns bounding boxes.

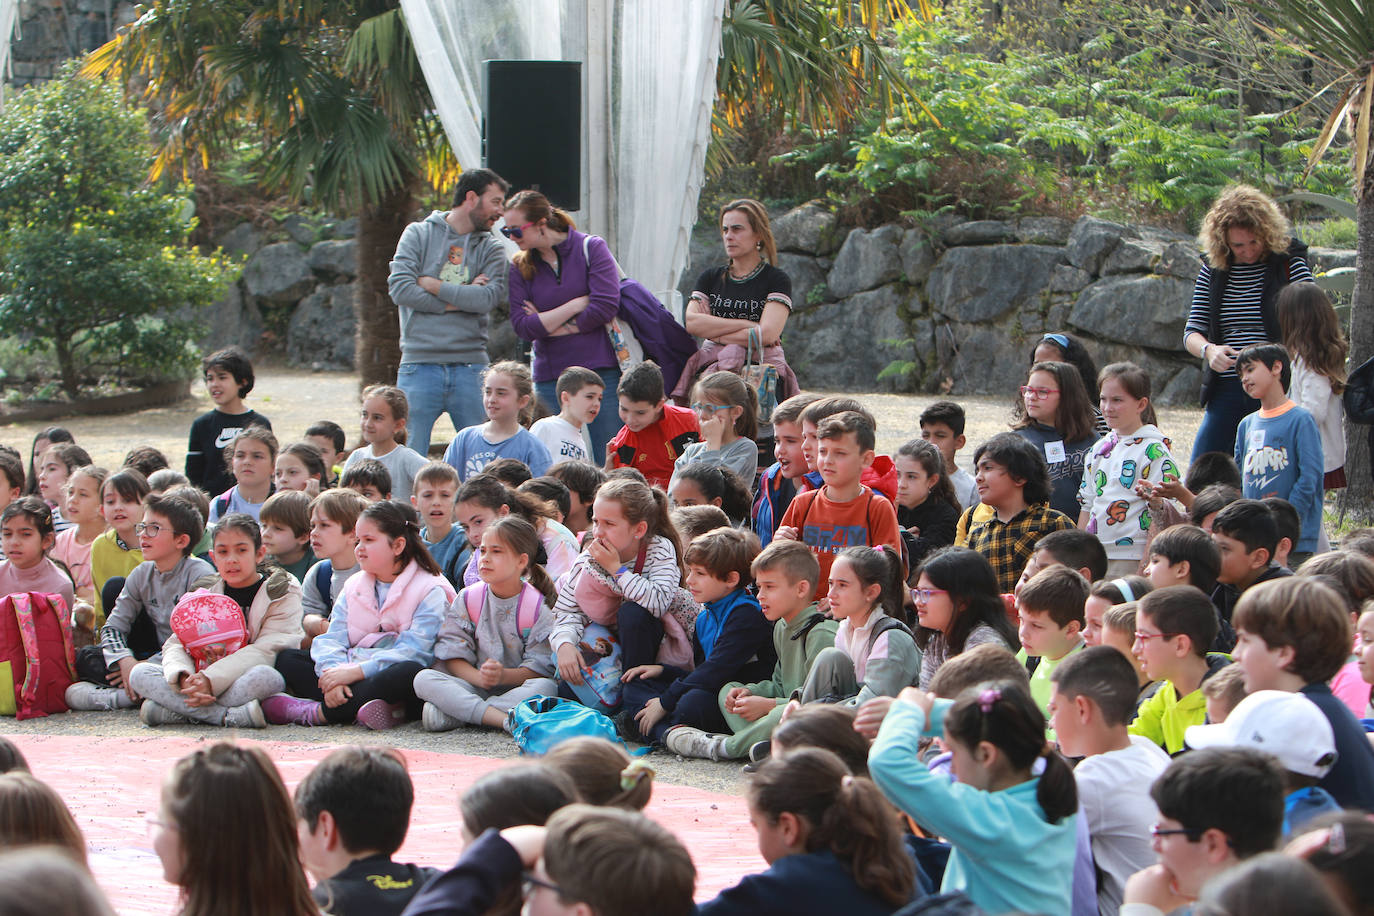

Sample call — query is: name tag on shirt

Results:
[1044,440,1066,464]
[1248,429,1265,451]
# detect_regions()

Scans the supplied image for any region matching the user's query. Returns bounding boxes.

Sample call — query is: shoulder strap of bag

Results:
[633,539,649,575]
[795,488,821,531]
[465,583,487,626]
[34,592,76,678]
[10,594,44,717]
[516,582,542,636]
[214,488,233,519]
[314,560,334,607]
[584,234,628,282]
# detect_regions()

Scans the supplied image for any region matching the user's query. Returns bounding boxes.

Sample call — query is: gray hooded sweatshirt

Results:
[387,211,510,365]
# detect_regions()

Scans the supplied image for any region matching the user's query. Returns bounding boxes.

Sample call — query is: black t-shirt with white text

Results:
[693,264,793,324]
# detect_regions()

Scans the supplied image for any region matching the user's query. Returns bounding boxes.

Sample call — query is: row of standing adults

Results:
[387,168,797,464]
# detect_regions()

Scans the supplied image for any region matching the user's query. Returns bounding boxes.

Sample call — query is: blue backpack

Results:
[508,695,623,755]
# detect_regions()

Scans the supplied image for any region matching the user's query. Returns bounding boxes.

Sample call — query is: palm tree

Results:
[1251,0,1374,519]
[82,2,456,388]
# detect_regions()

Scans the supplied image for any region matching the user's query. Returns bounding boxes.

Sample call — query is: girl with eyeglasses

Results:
[669,371,760,496]
[912,546,1018,691]
[1011,360,1099,519]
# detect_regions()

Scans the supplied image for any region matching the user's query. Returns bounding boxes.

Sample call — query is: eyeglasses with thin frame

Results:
[522,870,566,899]
[1134,630,1181,643]
[911,587,948,604]
[1020,386,1059,400]
[499,220,538,240]
[1150,824,1202,841]
[134,522,164,537]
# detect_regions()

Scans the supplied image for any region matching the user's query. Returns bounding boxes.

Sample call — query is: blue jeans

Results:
[396,362,488,459]
[535,366,621,465]
[1193,374,1257,461]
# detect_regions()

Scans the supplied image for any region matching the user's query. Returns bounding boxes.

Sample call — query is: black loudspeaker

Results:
[483,60,582,209]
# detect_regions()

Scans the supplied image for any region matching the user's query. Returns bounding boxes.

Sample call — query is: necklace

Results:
[727,258,766,283]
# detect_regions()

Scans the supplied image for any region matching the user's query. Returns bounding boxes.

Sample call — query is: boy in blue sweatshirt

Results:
[617,527,775,753]
[1233,344,1323,567]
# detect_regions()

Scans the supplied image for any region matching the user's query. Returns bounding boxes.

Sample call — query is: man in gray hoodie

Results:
[387,168,510,457]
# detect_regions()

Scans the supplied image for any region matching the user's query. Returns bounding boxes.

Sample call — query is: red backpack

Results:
[0,592,77,719]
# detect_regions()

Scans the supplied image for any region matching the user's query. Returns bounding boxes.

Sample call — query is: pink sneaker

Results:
[356,699,407,730]
[261,693,324,726]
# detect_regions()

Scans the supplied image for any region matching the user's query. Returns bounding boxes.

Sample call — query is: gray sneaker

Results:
[65,681,136,711]
[664,725,727,761]
[223,699,267,729]
[421,702,462,733]
[140,700,191,727]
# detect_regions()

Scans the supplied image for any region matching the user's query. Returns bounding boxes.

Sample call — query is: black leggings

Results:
[75,577,163,684]
[273,648,424,725]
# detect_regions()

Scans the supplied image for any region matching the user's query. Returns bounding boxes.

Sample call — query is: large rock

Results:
[1101,237,1166,275]
[244,242,314,304]
[1050,264,1093,293]
[287,282,356,370]
[787,285,911,390]
[196,283,263,355]
[1017,217,1074,246]
[1068,274,1193,348]
[777,252,827,309]
[930,322,1032,396]
[774,202,839,255]
[215,222,263,261]
[1158,364,1203,407]
[900,229,936,285]
[926,244,1065,323]
[308,239,358,281]
[1159,242,1202,281]
[1066,216,1134,275]
[1310,246,1358,273]
[827,225,904,298]
[332,217,360,240]
[281,213,318,247]
[941,220,1014,246]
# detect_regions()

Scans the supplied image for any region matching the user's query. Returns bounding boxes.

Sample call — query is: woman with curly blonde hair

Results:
[1183,184,1313,457]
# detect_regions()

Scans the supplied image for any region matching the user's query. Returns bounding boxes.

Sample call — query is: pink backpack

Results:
[463,583,542,639]
[0,592,76,719]
[170,589,248,671]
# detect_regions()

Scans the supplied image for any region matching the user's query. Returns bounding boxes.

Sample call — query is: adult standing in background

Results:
[505,189,624,464]
[1183,184,1312,459]
[387,168,510,459]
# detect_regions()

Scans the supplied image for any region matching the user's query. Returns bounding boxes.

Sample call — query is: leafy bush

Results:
[0,66,236,397]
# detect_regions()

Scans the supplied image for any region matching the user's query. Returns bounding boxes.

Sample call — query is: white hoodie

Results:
[1078,424,1180,560]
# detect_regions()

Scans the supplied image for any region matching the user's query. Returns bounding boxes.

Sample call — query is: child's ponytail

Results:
[836,544,907,624]
[485,515,557,604]
[944,681,1077,824]
[749,748,914,906]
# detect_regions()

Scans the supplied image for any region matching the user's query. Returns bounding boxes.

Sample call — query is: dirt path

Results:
[0,364,1204,475]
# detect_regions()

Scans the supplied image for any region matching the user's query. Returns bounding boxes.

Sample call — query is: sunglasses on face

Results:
[500,220,538,240]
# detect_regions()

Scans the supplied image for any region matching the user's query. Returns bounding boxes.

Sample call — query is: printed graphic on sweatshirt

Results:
[439,245,470,285]
[1243,444,1290,494]
[801,523,871,554]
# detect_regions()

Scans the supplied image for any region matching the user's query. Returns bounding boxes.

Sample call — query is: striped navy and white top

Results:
[1184,258,1313,377]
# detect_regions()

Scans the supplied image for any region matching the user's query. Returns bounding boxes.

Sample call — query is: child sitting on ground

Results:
[542,737,655,810]
[1210,498,1290,651]
[209,427,277,523]
[798,545,921,708]
[671,371,760,493]
[1050,646,1171,916]
[129,513,301,729]
[710,540,836,762]
[343,385,429,502]
[305,420,347,489]
[1083,576,1152,646]
[258,490,316,582]
[547,460,604,536]
[914,547,1019,690]
[412,461,470,589]
[920,400,979,510]
[893,438,961,570]
[1015,565,1089,723]
[413,516,558,732]
[295,747,439,916]
[273,442,327,495]
[89,468,149,623]
[0,497,76,615]
[1144,524,1221,595]
[668,464,753,528]
[300,489,367,647]
[623,527,776,755]
[266,500,455,729]
[341,459,391,502]
[672,504,732,542]
[1232,576,1374,810]
[605,361,699,489]
[1199,662,1248,723]
[51,465,106,608]
[531,366,603,463]
[35,443,92,533]
[1100,603,1160,711]
[185,346,271,496]
[753,393,821,547]
[1127,585,1229,755]
[68,493,214,711]
[1262,496,1302,570]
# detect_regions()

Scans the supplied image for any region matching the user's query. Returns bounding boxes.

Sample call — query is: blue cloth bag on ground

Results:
[508,695,622,755]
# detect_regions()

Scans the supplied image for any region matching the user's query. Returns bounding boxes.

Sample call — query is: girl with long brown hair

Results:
[1278,281,1349,490]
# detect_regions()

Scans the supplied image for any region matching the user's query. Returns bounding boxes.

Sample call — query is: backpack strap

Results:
[790,612,829,643]
[794,489,820,532]
[516,583,543,637]
[633,540,648,574]
[214,488,233,519]
[465,583,487,627]
[313,560,334,609]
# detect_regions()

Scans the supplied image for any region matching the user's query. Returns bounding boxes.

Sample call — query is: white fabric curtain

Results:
[0,0,18,106]
[399,0,722,305]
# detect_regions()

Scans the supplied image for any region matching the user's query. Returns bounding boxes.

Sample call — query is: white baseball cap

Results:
[1185,690,1338,778]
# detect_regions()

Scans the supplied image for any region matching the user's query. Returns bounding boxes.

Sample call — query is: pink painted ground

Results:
[8,734,758,913]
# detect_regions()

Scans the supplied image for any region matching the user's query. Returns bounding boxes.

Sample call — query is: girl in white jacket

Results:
[1278,282,1348,493]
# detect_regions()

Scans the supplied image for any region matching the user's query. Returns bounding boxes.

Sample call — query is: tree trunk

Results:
[354,180,416,389]
[1338,170,1374,526]
[53,333,80,399]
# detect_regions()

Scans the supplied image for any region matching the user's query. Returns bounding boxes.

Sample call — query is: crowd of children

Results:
[2,299,1374,915]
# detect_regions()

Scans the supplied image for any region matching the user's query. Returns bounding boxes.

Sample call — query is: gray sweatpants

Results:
[129,662,285,725]
[798,647,859,704]
[413,668,558,726]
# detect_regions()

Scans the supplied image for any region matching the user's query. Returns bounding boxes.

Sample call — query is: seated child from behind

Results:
[259,490,315,582]
[1199,662,1247,723]
[671,504,731,543]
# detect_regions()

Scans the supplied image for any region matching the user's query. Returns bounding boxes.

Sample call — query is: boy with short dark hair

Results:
[1015,565,1089,721]
[606,361,699,489]
[1188,483,1240,530]
[1260,496,1301,569]
[67,493,215,710]
[796,397,897,504]
[1232,576,1374,810]
[547,459,605,536]
[697,540,838,761]
[1144,524,1220,594]
[305,420,347,488]
[622,527,776,754]
[296,746,440,916]
[123,446,169,479]
[1234,343,1323,567]
[753,392,821,547]
[920,400,978,509]
[482,457,533,489]
[531,365,604,464]
[1122,748,1285,915]
[957,432,1075,593]
[412,461,469,589]
[259,490,315,582]
[301,489,367,645]
[1050,646,1171,916]
[1210,498,1290,651]
[774,411,902,600]
[185,346,271,496]
[1015,528,1109,597]
[520,476,572,524]
[1127,585,1228,755]
[340,458,392,502]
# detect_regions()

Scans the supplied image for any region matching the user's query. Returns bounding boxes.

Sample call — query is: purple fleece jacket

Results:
[508,230,622,382]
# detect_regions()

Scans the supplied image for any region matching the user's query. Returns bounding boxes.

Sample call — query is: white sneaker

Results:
[223,700,267,729]
[421,702,462,733]
[139,700,191,727]
[65,681,136,711]
[664,725,728,761]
